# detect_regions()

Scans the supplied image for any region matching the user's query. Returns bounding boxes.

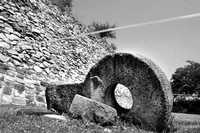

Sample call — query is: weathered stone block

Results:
[13,88,25,97]
[25,94,36,106]
[12,97,26,105]
[0,66,9,75]
[0,41,10,49]
[69,94,117,125]
[35,84,43,92]
[40,81,49,87]
[36,95,45,103]
[7,70,17,77]
[45,83,83,114]
[0,75,4,81]
[35,101,46,107]
[0,53,10,63]
[7,49,18,55]
[3,85,13,95]
[6,34,19,41]
[34,65,43,73]
[14,83,25,94]
[16,73,24,79]
[2,94,12,104]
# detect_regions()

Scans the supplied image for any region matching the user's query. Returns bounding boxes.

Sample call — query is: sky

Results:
[72,0,200,79]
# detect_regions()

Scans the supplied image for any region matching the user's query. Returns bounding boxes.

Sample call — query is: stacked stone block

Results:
[0,0,115,106]
[0,65,46,107]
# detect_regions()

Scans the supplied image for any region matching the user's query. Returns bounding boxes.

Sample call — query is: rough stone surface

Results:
[12,97,26,105]
[0,53,10,62]
[69,94,117,125]
[2,95,13,104]
[0,0,115,106]
[114,83,133,109]
[89,76,105,103]
[45,83,84,114]
[0,73,46,107]
[45,75,107,114]
[83,53,173,132]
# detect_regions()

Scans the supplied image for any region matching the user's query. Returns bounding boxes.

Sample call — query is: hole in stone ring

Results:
[114,84,133,110]
[104,83,133,111]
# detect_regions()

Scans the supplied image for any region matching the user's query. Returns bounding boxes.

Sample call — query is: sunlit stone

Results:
[114,83,133,109]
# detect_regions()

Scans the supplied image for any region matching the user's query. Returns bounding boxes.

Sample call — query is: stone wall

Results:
[0,63,47,106]
[0,0,115,106]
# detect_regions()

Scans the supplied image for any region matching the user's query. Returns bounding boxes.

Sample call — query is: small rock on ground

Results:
[43,114,67,121]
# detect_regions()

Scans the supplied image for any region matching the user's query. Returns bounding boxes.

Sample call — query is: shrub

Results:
[173,95,200,114]
[171,60,200,96]
[89,22,116,39]
[48,0,73,12]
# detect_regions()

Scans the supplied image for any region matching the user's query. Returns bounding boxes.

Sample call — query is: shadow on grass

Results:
[0,105,199,133]
[0,113,155,133]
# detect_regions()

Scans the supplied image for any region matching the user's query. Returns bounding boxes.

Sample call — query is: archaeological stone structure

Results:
[0,0,114,107]
[46,52,173,132]
[0,0,174,132]
[83,53,173,132]
[45,76,105,114]
[69,94,117,125]
[45,82,84,114]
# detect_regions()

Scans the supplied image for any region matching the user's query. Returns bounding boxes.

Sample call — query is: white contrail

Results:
[51,12,200,42]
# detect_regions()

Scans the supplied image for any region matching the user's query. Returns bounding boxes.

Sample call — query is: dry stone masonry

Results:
[0,64,46,107]
[45,75,106,114]
[45,82,84,114]
[0,0,115,106]
[0,1,173,132]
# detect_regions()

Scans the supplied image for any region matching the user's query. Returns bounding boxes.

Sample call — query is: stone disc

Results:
[83,53,173,132]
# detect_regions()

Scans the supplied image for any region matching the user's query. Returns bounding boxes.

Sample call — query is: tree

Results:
[89,22,116,39]
[171,60,200,95]
[48,0,73,12]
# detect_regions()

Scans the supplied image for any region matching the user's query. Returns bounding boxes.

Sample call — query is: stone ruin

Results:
[45,82,83,114]
[0,0,173,132]
[45,52,173,132]
[0,0,114,107]
[70,94,117,126]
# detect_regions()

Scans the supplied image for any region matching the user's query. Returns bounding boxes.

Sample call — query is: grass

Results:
[173,121,200,133]
[172,113,200,133]
[0,106,200,133]
[0,113,153,133]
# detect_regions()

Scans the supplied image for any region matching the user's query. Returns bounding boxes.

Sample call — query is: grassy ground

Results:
[0,105,200,133]
[0,113,154,133]
[172,113,200,133]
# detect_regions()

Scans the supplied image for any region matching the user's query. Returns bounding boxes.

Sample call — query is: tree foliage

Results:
[48,0,73,12]
[171,60,200,95]
[89,22,116,39]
